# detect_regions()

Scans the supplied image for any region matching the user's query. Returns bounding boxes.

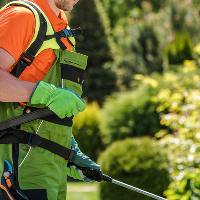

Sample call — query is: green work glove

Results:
[67,136,100,182]
[29,80,86,119]
[67,164,92,182]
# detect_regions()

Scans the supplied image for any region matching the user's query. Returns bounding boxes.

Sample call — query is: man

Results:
[0,0,100,199]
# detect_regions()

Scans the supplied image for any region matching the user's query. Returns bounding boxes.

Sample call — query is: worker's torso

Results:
[0,0,88,138]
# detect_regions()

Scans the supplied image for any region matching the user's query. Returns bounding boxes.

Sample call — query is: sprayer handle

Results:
[67,162,112,182]
[81,166,112,182]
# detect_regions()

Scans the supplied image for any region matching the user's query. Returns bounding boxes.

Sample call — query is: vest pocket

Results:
[61,63,84,84]
[60,51,88,97]
[61,63,84,96]
[42,49,88,97]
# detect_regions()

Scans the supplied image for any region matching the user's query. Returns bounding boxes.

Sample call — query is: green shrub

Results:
[164,169,200,200]
[98,137,171,200]
[72,101,103,162]
[101,84,162,145]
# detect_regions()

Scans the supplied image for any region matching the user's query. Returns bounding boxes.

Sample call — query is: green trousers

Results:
[0,116,72,200]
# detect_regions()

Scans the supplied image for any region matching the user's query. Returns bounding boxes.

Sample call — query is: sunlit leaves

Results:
[164,169,200,200]
[133,74,159,88]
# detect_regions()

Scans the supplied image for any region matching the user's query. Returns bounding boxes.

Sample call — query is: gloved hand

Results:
[29,80,86,119]
[67,164,92,182]
[67,135,100,182]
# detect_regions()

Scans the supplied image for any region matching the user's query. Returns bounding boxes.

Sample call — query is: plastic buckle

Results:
[28,133,35,147]
[27,133,42,147]
[23,52,35,63]
[20,52,35,67]
[63,29,73,37]
[67,149,76,161]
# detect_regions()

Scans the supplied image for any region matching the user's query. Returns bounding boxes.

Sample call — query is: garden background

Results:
[1,0,200,199]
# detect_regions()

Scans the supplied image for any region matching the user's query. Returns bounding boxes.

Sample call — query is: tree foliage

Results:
[68,0,118,105]
[103,0,200,90]
[100,0,166,29]
[165,31,194,66]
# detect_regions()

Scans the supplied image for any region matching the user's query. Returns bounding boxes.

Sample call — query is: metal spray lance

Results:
[70,163,168,200]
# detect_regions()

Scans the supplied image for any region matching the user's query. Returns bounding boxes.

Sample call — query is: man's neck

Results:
[45,0,60,16]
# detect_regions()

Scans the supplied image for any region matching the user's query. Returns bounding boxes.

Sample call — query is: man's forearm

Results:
[0,68,36,102]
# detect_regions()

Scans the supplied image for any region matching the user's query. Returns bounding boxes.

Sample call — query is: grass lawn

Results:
[66,182,100,200]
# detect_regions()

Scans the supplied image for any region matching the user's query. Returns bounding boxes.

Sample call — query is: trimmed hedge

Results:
[98,137,170,200]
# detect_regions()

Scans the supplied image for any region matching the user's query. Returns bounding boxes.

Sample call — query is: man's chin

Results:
[64,6,73,11]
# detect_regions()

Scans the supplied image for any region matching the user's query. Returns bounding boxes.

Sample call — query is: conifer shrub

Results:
[68,0,118,106]
[98,137,170,200]
[165,31,194,66]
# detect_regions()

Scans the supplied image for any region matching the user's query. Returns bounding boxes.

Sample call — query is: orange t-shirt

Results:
[0,0,72,83]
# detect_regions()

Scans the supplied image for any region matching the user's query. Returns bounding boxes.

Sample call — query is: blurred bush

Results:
[72,101,103,162]
[98,137,170,200]
[101,78,164,145]
[164,169,200,200]
[100,0,167,29]
[154,59,200,175]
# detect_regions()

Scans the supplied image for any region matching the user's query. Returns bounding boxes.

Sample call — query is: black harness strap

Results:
[56,27,83,49]
[56,37,68,50]
[0,129,75,161]
[10,1,83,78]
[23,106,73,127]
[58,27,83,38]
[10,1,47,78]
[0,106,74,131]
[45,27,83,50]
